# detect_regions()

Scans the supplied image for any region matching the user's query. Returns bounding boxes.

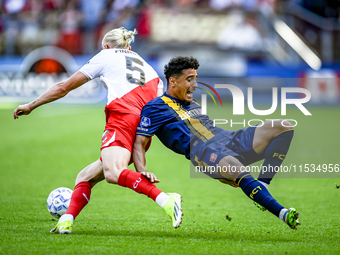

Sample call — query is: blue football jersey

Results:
[136,93,224,158]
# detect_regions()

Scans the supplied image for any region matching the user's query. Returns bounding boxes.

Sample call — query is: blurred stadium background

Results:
[1,2,340,253]
[0,0,339,106]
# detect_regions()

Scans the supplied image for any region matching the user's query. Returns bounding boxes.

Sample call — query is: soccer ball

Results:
[47,187,73,218]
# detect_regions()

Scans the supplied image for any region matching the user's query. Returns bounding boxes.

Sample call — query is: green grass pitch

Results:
[0,103,340,254]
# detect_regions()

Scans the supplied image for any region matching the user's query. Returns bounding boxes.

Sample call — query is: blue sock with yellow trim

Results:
[237,172,284,217]
[258,130,294,185]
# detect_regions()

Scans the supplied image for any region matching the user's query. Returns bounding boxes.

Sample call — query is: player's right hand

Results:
[13,104,32,119]
[141,171,160,183]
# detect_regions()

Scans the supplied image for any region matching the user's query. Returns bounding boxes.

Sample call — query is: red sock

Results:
[117,169,162,201]
[66,181,91,219]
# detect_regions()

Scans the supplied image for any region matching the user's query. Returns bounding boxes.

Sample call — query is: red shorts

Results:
[101,111,140,153]
[100,110,152,165]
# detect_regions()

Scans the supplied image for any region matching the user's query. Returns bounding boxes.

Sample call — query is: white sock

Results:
[155,192,170,208]
[59,214,74,223]
[279,209,288,222]
[258,180,269,189]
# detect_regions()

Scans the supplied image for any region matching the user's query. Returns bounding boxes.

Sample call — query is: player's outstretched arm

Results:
[133,135,159,183]
[13,71,88,119]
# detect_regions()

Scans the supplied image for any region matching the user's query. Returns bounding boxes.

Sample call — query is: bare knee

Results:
[218,156,245,181]
[102,159,126,184]
[263,119,294,139]
[102,159,127,184]
[101,146,130,184]
[103,166,122,184]
[253,119,294,154]
[275,119,294,134]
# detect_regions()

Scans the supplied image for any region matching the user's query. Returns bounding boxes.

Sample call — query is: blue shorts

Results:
[190,126,263,178]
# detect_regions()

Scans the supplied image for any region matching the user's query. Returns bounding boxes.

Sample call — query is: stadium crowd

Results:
[0,0,275,56]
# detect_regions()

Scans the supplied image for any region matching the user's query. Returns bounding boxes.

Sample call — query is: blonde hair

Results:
[101,27,137,49]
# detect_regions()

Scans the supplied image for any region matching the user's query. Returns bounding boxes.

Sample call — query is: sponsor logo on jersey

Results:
[210,153,217,162]
[140,117,151,127]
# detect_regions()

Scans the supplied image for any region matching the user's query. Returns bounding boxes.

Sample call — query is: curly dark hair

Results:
[164,56,200,83]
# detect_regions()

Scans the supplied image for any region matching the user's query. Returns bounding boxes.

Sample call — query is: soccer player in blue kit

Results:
[133,56,300,230]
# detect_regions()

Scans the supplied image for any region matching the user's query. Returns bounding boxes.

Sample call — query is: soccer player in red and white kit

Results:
[13,27,183,233]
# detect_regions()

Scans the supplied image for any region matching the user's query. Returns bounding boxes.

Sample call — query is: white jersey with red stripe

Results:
[79,48,163,115]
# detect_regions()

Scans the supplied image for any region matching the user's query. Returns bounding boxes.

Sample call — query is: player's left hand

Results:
[141,171,160,183]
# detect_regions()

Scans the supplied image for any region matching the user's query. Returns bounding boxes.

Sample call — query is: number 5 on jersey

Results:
[126,56,145,86]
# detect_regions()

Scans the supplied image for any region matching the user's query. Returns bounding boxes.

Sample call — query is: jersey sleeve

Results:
[136,103,167,137]
[78,51,107,80]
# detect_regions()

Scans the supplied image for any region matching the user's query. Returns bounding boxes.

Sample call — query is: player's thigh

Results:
[75,159,105,187]
[101,146,131,183]
[225,127,262,166]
